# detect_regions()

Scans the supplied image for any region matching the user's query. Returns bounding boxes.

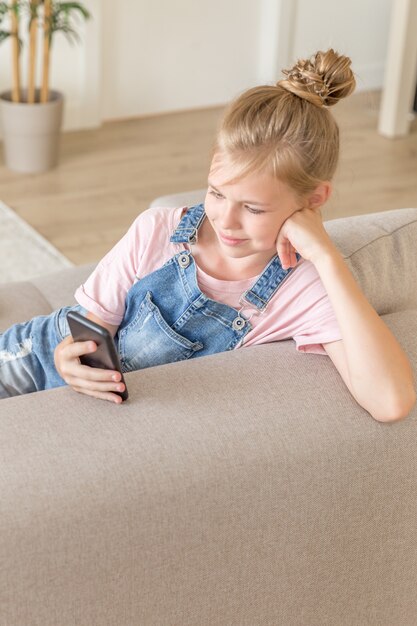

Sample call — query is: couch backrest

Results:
[325,208,417,314]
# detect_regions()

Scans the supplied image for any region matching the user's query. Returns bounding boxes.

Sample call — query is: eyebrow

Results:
[207,182,270,207]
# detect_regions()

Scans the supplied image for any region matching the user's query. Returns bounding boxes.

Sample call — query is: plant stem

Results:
[28,1,39,103]
[41,0,52,103]
[10,0,20,103]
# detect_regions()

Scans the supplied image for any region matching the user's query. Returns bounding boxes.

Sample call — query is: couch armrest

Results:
[0,264,95,330]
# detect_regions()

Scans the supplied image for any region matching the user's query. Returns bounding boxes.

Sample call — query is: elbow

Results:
[371,388,416,423]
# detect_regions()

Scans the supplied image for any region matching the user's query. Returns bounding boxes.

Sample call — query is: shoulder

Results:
[95,206,185,269]
[132,205,185,234]
[121,205,186,254]
[133,205,189,278]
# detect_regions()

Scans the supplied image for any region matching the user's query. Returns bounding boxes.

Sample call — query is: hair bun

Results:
[278,49,356,107]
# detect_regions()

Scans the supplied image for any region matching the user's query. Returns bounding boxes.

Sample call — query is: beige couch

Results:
[1,195,417,626]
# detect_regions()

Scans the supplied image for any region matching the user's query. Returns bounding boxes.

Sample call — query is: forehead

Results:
[209,153,296,202]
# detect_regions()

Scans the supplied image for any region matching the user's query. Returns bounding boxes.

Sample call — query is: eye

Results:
[209,190,224,200]
[246,206,265,215]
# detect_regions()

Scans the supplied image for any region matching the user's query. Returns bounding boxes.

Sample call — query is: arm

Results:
[54,312,125,404]
[58,211,148,402]
[277,203,416,422]
[316,249,416,422]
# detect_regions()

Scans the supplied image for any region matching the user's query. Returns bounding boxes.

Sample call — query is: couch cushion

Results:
[32,263,96,310]
[325,208,417,314]
[0,282,53,331]
[0,264,95,331]
[150,189,206,208]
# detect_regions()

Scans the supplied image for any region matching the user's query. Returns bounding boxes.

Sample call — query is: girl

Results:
[1,49,415,421]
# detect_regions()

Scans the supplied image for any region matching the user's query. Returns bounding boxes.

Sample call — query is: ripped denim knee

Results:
[0,305,81,399]
[0,336,41,398]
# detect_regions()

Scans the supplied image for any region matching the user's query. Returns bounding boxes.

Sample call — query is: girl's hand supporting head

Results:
[54,335,125,404]
[276,184,335,268]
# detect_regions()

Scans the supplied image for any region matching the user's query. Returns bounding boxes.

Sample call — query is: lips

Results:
[219,232,247,246]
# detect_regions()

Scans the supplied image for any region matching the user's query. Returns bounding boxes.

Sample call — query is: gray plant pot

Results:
[0,89,64,174]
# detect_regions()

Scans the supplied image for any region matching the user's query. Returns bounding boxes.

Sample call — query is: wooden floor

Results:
[0,90,416,265]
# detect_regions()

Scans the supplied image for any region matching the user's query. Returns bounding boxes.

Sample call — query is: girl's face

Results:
[204,154,302,262]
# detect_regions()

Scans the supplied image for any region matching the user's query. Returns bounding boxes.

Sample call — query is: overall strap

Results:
[241,253,302,311]
[171,203,301,312]
[170,203,206,244]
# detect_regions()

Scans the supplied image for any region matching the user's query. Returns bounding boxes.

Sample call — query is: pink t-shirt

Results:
[75,206,342,355]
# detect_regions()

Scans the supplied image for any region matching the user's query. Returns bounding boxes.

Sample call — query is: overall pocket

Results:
[118,291,203,372]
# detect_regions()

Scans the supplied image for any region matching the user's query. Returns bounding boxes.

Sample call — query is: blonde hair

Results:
[214,49,356,198]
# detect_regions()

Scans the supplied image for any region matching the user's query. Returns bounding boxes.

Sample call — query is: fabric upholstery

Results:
[325,208,417,313]
[0,202,416,625]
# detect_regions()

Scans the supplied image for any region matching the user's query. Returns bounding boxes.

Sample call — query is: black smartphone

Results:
[66,310,128,401]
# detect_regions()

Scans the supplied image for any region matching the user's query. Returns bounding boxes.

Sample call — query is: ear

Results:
[306,182,332,210]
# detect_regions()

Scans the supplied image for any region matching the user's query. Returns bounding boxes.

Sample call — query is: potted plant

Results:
[0,1,90,173]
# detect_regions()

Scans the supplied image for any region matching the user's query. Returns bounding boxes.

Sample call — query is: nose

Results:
[219,201,241,231]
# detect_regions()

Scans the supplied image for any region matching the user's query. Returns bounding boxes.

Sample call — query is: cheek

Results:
[252,218,284,244]
[204,195,218,221]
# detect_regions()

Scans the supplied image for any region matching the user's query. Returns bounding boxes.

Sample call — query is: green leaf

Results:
[47,0,90,46]
[0,30,10,43]
[53,2,91,21]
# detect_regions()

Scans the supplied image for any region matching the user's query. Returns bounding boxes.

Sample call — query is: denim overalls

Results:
[0,204,298,398]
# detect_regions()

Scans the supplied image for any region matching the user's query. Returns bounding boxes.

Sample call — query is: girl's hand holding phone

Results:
[54,334,127,404]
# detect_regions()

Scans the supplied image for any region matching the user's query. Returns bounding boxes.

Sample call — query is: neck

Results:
[193,218,276,281]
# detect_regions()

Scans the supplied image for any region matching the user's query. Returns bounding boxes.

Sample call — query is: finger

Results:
[62,339,120,380]
[289,246,298,267]
[280,241,297,269]
[72,385,123,404]
[284,243,292,268]
[67,362,122,382]
[65,339,98,358]
[60,360,121,385]
[276,236,289,267]
[66,374,125,394]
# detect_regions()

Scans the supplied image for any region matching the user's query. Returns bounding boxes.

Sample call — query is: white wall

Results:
[0,0,393,131]
[101,0,262,119]
[291,0,392,91]
[101,0,393,120]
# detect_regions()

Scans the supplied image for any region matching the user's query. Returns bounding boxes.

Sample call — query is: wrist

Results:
[309,240,341,269]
